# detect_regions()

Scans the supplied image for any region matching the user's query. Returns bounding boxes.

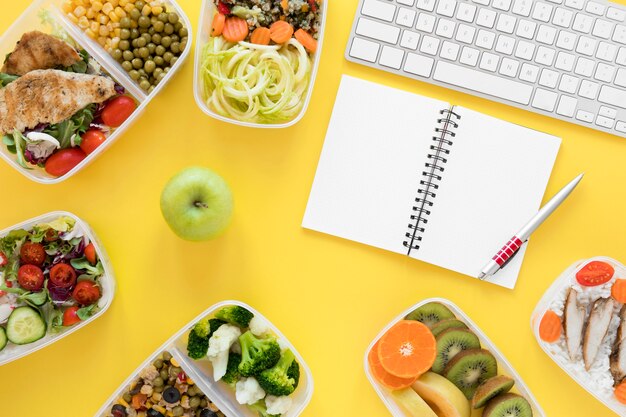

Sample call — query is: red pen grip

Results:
[493,236,523,266]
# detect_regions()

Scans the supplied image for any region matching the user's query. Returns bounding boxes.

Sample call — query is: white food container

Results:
[0,0,192,184]
[0,211,116,366]
[95,300,314,417]
[365,298,545,417]
[531,256,626,416]
[193,0,327,128]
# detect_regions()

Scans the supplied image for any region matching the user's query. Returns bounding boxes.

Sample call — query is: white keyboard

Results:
[346,0,626,138]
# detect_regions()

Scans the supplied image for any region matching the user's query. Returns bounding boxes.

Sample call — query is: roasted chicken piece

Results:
[2,31,81,76]
[611,306,626,385]
[564,288,586,361]
[583,298,617,371]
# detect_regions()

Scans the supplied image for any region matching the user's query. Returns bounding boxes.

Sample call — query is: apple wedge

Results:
[391,387,438,417]
[412,372,471,417]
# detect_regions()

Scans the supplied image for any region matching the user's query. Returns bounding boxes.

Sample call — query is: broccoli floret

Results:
[222,352,242,385]
[209,318,227,335]
[215,305,254,328]
[248,401,279,417]
[287,359,300,390]
[238,331,281,377]
[256,349,299,396]
[187,318,226,360]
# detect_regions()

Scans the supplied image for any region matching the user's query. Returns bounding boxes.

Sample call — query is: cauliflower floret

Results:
[231,340,242,354]
[265,395,293,415]
[207,324,242,381]
[235,377,266,405]
[140,384,153,396]
[249,316,270,336]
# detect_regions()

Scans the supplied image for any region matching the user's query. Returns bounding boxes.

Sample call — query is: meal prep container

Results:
[193,0,327,128]
[95,300,314,417]
[531,256,626,416]
[0,210,115,366]
[0,0,192,184]
[365,298,545,417]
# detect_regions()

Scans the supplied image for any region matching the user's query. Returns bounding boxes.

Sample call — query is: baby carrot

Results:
[269,20,294,44]
[212,13,226,37]
[612,279,626,303]
[616,381,626,404]
[539,310,562,343]
[223,17,249,43]
[250,27,271,45]
[294,28,318,53]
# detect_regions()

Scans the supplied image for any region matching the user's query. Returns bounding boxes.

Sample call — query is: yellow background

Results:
[1,0,625,415]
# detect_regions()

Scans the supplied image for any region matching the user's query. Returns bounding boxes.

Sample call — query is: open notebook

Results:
[303,75,561,289]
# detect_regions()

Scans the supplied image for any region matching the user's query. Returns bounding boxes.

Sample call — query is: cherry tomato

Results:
[576,261,615,286]
[20,241,46,266]
[80,129,107,155]
[63,306,81,326]
[101,96,137,127]
[0,252,7,267]
[49,263,77,288]
[45,148,86,177]
[44,229,58,242]
[72,280,100,305]
[84,243,97,265]
[17,264,44,291]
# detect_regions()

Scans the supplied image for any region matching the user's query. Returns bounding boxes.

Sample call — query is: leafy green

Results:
[12,130,31,169]
[70,257,104,278]
[44,105,94,149]
[63,50,90,74]
[38,9,77,48]
[37,216,76,233]
[0,73,18,87]
[77,304,97,320]
[20,290,49,307]
[0,229,28,255]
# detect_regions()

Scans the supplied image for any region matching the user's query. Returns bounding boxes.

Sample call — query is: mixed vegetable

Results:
[0,216,105,351]
[186,305,301,417]
[201,0,322,124]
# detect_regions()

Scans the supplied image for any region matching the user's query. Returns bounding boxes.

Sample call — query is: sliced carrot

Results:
[131,393,147,410]
[539,310,562,343]
[612,279,626,303]
[269,20,294,44]
[616,382,626,404]
[281,0,289,11]
[212,13,226,37]
[368,340,418,390]
[222,17,249,43]
[377,320,436,379]
[294,28,318,53]
[250,27,271,45]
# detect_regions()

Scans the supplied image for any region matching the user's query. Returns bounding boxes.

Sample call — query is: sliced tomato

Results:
[576,261,615,286]
[84,243,97,265]
[20,242,46,266]
[101,96,137,127]
[44,229,58,242]
[63,306,81,326]
[17,264,44,291]
[49,263,77,289]
[80,129,107,155]
[0,252,7,267]
[45,148,86,177]
[72,281,100,305]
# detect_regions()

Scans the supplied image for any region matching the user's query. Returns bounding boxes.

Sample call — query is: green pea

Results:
[148,27,155,35]
[158,12,169,23]
[172,406,184,416]
[170,42,180,54]
[137,37,147,47]
[168,13,179,24]
[138,68,147,77]
[135,1,145,9]
[123,392,132,403]
[164,23,174,35]
[154,56,164,66]
[119,39,130,50]
[153,67,163,79]
[138,16,151,28]
[160,369,169,380]
[122,61,133,71]
[130,8,141,20]
[180,39,187,52]
[179,27,188,38]
[155,45,166,56]
[130,28,140,39]
[170,34,179,42]
[158,71,166,81]
[133,48,141,58]
[153,385,164,393]
[147,43,156,54]
[139,27,148,35]
[131,58,143,69]
[131,38,139,48]
[200,399,208,408]
[151,16,158,25]
[161,36,171,48]
[142,33,152,42]
[120,17,131,29]
[144,60,156,73]
[174,22,183,32]
[138,47,148,58]
[120,28,130,40]
[164,66,171,73]
[189,396,201,408]
[170,56,178,66]
[154,20,164,32]
[129,70,140,80]
[140,79,150,90]
[153,376,164,387]
[123,50,134,61]
[154,359,164,369]
[152,33,162,43]
[163,51,173,63]
[111,48,123,60]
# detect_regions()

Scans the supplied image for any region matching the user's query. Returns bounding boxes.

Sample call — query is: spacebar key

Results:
[433,61,533,105]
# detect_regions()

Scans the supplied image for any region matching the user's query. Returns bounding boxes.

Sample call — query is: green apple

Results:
[160,166,234,241]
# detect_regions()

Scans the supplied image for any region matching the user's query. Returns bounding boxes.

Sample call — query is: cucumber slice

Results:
[0,327,6,351]
[6,307,46,345]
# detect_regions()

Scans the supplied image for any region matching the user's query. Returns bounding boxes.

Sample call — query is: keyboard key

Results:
[362,0,396,22]
[457,3,478,22]
[397,8,417,27]
[421,36,441,55]
[576,110,594,122]
[476,29,496,48]
[575,36,597,55]
[616,121,626,133]
[532,88,558,111]
[404,52,435,76]
[496,35,516,54]
[460,46,480,65]
[512,0,533,16]
[497,14,518,33]
[398,0,415,5]
[416,13,436,32]
[437,0,457,17]
[380,45,405,68]
[500,57,520,76]
[595,63,615,82]
[555,51,575,70]
[480,52,500,71]
[585,1,605,16]
[516,19,537,39]
[574,57,595,76]
[564,0,584,10]
[599,106,618,118]
[556,30,577,50]
[598,85,626,108]
[559,74,580,93]
[596,115,615,128]
[618,47,626,65]
[596,42,617,61]
[535,46,556,65]
[592,20,614,39]
[472,0,491,5]
[539,68,560,87]
[436,19,457,38]
[356,18,401,43]
[477,9,497,28]
[349,37,380,62]
[553,8,574,27]
[537,25,557,44]
[579,79,600,98]
[520,63,540,82]
[572,13,593,33]
[607,8,626,22]
[613,25,626,44]
[433,61,533,103]
[456,24,477,43]
[416,0,436,11]
[615,68,626,87]
[400,30,420,49]
[493,0,512,11]
[515,40,536,59]
[532,2,554,22]
[440,41,461,60]
[556,95,577,116]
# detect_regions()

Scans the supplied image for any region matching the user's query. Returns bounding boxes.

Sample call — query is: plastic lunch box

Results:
[365,298,545,417]
[0,0,192,184]
[193,0,327,128]
[0,211,116,366]
[95,300,314,417]
[531,256,626,416]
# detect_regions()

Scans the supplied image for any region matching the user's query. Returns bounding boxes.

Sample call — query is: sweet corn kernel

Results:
[170,358,179,367]
[99,25,110,36]
[62,3,73,13]
[89,21,99,32]
[118,398,129,408]
[115,7,126,17]
[102,3,113,14]
[186,377,194,385]
[114,28,121,36]
[110,37,120,49]
[142,5,151,15]
[124,3,135,12]
[151,6,163,15]
[74,5,87,17]
[97,36,107,46]
[68,13,79,23]
[78,16,90,28]
[85,28,97,39]
[110,0,119,6]
[98,14,109,24]
[87,8,97,18]
[153,405,166,413]
[92,1,103,12]
[108,11,120,23]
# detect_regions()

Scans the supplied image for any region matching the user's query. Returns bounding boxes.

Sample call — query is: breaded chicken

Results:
[0,69,116,135]
[2,31,81,76]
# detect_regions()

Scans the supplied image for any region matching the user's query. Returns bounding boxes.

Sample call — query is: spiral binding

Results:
[403,107,461,254]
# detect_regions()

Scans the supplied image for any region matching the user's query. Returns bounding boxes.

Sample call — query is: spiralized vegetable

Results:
[201,36,312,124]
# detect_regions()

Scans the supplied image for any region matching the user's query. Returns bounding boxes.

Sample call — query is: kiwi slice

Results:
[483,393,533,417]
[472,375,515,409]
[405,302,456,328]
[432,328,481,374]
[443,348,498,399]
[431,319,469,337]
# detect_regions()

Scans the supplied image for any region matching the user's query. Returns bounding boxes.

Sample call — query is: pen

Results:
[479,173,584,280]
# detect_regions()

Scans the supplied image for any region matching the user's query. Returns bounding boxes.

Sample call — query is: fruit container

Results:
[0,0,192,184]
[0,211,115,366]
[95,300,313,417]
[531,256,626,416]
[193,0,327,129]
[365,298,545,417]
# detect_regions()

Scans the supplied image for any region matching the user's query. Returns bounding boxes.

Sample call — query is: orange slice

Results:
[378,320,436,379]
[368,340,418,390]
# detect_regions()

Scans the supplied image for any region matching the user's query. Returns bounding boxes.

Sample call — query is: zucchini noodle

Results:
[201,36,312,124]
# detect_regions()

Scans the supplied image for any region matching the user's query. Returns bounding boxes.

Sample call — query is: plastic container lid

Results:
[0,0,192,184]
[95,300,314,417]
[193,0,327,129]
[531,256,626,416]
[0,211,116,366]
[365,298,545,417]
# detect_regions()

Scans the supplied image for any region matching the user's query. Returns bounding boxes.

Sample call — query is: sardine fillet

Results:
[564,288,586,361]
[611,306,626,385]
[583,298,616,371]
[2,31,81,76]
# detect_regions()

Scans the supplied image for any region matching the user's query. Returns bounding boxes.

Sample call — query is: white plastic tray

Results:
[95,300,314,417]
[0,211,116,366]
[0,0,192,184]
[365,298,545,417]
[531,256,626,416]
[193,0,327,128]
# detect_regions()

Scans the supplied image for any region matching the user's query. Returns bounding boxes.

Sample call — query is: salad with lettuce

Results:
[0,216,105,352]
